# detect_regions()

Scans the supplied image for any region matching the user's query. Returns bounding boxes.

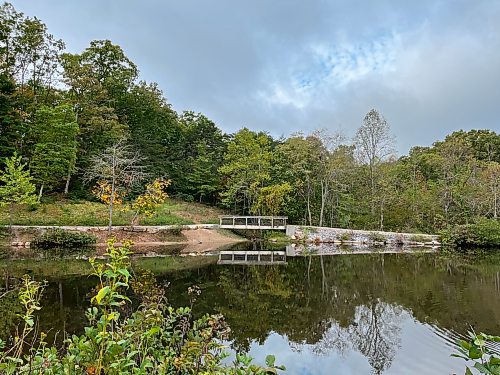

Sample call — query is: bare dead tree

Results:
[354,109,395,216]
[84,141,148,233]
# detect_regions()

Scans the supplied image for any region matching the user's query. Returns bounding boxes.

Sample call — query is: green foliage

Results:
[29,104,79,197]
[409,234,429,243]
[0,74,23,159]
[0,153,37,206]
[0,239,285,374]
[453,331,500,374]
[444,219,500,248]
[0,153,37,225]
[338,232,352,242]
[1,1,500,240]
[254,183,292,216]
[219,128,274,213]
[31,228,97,249]
[368,232,387,243]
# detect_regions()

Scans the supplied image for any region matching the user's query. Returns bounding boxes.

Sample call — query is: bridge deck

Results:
[218,250,286,265]
[219,215,287,230]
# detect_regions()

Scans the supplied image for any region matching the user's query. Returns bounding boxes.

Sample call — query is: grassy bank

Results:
[0,198,225,226]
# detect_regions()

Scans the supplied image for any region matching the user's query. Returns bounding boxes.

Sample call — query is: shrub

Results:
[169,225,183,236]
[338,232,351,242]
[32,228,97,249]
[368,232,387,243]
[444,218,500,249]
[409,234,429,243]
[0,239,285,374]
[175,192,194,202]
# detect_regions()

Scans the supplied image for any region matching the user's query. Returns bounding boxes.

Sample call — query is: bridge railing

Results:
[218,250,286,265]
[219,215,287,229]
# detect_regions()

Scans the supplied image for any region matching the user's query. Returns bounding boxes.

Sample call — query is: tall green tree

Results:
[122,82,181,181]
[0,152,36,226]
[275,134,323,225]
[181,112,226,202]
[60,41,133,179]
[29,104,78,199]
[0,73,22,159]
[219,128,273,214]
[254,182,292,216]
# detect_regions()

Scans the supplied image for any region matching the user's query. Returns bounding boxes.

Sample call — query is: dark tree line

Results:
[0,2,499,233]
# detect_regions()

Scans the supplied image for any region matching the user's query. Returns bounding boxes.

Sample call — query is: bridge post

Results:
[271,217,274,228]
[232,217,235,227]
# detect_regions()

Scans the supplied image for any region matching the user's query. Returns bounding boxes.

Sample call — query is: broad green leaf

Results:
[94,286,110,305]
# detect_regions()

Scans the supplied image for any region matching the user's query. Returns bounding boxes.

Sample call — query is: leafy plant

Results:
[31,228,97,249]
[368,232,387,243]
[131,178,170,225]
[0,153,37,226]
[0,239,285,374]
[444,219,500,249]
[338,232,352,242]
[453,330,500,374]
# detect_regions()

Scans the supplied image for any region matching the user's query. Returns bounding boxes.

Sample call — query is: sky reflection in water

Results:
[1,248,499,374]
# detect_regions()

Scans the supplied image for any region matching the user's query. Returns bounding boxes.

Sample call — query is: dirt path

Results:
[180,228,245,253]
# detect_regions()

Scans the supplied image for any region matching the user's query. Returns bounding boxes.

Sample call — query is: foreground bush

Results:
[443,219,500,249]
[32,228,97,249]
[453,330,500,374]
[0,239,285,374]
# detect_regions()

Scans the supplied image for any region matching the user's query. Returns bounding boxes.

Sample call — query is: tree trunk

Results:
[306,180,312,226]
[108,178,115,234]
[370,163,375,216]
[9,203,13,228]
[379,199,384,231]
[319,180,328,227]
[38,184,44,202]
[64,169,71,195]
[494,185,498,219]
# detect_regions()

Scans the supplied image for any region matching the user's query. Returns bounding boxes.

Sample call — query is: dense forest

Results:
[0,2,499,234]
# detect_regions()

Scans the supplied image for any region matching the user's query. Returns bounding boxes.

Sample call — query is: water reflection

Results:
[0,247,499,374]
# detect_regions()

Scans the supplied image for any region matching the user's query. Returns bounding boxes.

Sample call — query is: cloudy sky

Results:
[11,0,500,153]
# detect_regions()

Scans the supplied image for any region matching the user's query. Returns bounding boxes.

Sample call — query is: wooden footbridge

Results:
[218,250,287,265]
[219,216,287,230]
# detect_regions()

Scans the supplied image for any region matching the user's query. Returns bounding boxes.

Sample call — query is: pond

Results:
[1,245,499,374]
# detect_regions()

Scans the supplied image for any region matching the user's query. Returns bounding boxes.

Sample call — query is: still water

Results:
[1,246,499,374]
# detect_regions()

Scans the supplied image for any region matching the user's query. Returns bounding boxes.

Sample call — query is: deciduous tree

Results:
[85,141,147,232]
[355,109,395,217]
[29,104,78,199]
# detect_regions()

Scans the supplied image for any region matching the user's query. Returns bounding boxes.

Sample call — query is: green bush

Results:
[409,234,429,243]
[32,228,97,249]
[338,232,351,242]
[368,232,387,243]
[444,218,500,249]
[174,192,194,202]
[0,239,285,374]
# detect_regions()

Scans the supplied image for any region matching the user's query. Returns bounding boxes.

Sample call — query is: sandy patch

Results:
[180,229,244,253]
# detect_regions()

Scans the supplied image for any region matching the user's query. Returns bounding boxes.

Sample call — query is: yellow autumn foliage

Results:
[92,180,124,205]
[132,178,171,217]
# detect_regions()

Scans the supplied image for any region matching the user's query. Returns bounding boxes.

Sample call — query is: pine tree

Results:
[0,153,37,226]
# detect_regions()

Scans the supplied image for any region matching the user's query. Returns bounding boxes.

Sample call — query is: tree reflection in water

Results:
[1,250,499,374]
